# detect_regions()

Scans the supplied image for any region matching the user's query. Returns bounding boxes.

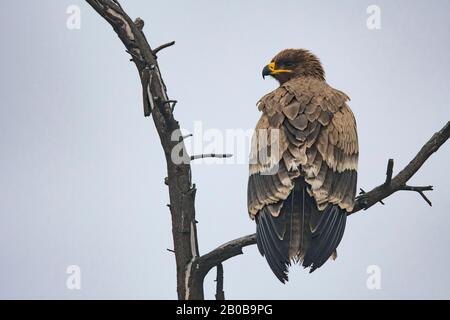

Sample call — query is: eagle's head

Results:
[262,49,325,84]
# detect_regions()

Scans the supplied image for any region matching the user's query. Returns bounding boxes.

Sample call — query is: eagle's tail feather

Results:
[256,177,310,283]
[302,204,347,272]
[256,177,347,282]
[256,208,290,283]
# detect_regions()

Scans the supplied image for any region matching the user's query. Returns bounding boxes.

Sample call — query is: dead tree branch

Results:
[153,40,176,55]
[86,0,201,299]
[190,153,233,161]
[86,0,449,300]
[399,185,433,206]
[350,121,449,213]
[215,264,225,300]
[198,234,257,272]
[385,158,394,185]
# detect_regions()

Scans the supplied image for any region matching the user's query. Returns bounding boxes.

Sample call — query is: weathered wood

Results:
[215,264,225,300]
[86,0,201,299]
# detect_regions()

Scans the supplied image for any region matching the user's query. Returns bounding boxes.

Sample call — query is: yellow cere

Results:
[268,61,293,74]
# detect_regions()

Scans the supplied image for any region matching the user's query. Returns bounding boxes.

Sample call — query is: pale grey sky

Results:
[0,0,449,299]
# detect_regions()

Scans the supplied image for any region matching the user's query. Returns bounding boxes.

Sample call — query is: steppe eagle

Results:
[248,49,358,282]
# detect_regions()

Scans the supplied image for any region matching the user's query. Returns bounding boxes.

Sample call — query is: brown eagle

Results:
[248,49,358,282]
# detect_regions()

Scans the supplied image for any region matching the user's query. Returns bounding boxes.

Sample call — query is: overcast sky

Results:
[0,0,449,299]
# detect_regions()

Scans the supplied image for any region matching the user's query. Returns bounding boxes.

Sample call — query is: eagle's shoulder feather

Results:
[248,77,358,217]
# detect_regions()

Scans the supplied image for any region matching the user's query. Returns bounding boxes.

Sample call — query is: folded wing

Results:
[248,77,358,281]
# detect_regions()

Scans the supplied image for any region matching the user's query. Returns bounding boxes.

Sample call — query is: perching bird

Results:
[247,49,358,283]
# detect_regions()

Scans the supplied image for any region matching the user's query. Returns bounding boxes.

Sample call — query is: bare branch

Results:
[400,185,433,206]
[153,41,176,55]
[182,134,193,140]
[86,0,200,299]
[190,153,233,161]
[215,264,225,300]
[197,234,257,272]
[385,158,394,185]
[351,121,449,213]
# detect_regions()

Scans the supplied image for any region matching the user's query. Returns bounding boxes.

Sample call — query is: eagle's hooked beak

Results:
[262,62,293,79]
[262,64,272,79]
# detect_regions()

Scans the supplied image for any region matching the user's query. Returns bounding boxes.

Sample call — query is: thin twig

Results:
[126,49,144,63]
[190,153,233,161]
[161,99,178,111]
[161,99,177,105]
[400,185,433,206]
[153,41,175,55]
[385,159,394,185]
[182,134,193,140]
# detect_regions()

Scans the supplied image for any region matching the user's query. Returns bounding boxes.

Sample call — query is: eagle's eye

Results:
[284,62,295,68]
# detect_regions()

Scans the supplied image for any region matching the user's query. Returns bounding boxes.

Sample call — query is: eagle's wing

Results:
[248,77,358,281]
